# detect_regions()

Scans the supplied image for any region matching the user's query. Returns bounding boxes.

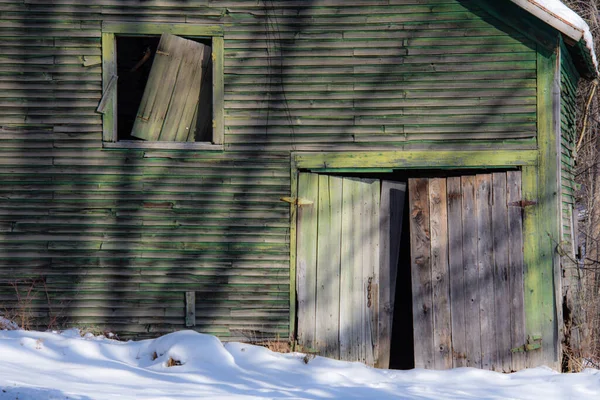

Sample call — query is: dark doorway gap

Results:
[389,193,414,370]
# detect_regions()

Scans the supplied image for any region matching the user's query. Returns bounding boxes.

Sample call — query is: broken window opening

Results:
[116,34,213,143]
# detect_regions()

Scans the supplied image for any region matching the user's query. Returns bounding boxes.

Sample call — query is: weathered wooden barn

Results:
[0,0,596,372]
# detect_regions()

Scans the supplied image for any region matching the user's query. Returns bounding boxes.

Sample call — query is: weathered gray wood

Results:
[350,178,364,363]
[96,74,117,114]
[296,172,319,351]
[163,40,205,141]
[377,180,406,368]
[429,178,452,369]
[315,175,342,359]
[409,178,434,369]
[461,175,482,368]
[507,171,526,371]
[185,291,196,327]
[492,172,512,372]
[447,176,467,367]
[339,177,354,360]
[476,174,497,370]
[362,178,380,366]
[131,34,185,141]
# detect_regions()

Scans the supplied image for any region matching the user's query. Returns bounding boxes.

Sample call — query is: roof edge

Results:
[509,0,598,78]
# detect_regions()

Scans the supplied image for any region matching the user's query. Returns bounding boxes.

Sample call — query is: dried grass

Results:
[166,357,182,367]
[562,0,600,372]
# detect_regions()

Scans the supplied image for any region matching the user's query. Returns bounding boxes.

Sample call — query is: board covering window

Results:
[99,23,224,149]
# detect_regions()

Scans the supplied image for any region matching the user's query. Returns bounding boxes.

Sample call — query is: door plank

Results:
[507,170,526,371]
[296,172,319,351]
[461,175,482,368]
[476,174,497,370]
[409,178,434,369]
[340,177,357,360]
[429,178,452,369]
[362,178,380,366]
[447,176,467,367]
[492,172,512,372]
[352,178,366,363]
[315,175,342,359]
[377,181,406,368]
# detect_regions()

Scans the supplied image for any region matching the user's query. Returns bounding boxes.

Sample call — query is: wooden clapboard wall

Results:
[559,39,580,260]
[408,172,525,372]
[0,0,541,339]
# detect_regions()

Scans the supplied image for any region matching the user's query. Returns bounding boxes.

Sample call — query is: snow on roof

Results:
[510,0,598,75]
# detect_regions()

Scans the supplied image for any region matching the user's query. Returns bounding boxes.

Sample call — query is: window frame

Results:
[100,22,224,150]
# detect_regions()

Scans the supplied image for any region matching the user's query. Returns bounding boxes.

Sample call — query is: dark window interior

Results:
[115,35,213,142]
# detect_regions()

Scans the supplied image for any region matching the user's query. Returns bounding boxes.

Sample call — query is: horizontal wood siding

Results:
[0,0,537,338]
[559,41,580,258]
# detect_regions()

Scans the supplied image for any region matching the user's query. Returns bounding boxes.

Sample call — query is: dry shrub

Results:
[166,357,182,367]
[563,0,600,371]
[258,339,292,354]
[233,329,294,354]
[1,277,65,332]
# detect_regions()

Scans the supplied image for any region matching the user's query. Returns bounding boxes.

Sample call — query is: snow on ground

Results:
[0,329,599,400]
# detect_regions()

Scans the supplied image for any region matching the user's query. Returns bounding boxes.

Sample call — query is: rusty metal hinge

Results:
[511,335,542,353]
[281,197,313,206]
[509,200,538,208]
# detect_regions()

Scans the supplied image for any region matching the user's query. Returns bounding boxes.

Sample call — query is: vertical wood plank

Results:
[522,165,542,368]
[476,174,497,370]
[163,42,206,141]
[461,175,482,368]
[131,34,184,141]
[429,178,452,369]
[101,33,117,142]
[447,176,467,368]
[351,178,364,362]
[340,177,355,360]
[492,172,512,372]
[362,178,380,367]
[409,178,434,369]
[296,172,319,351]
[289,163,299,343]
[537,50,560,368]
[212,36,225,145]
[377,181,406,369]
[507,171,526,371]
[185,291,195,327]
[315,175,342,359]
